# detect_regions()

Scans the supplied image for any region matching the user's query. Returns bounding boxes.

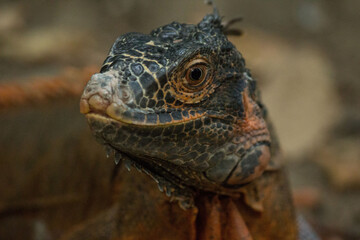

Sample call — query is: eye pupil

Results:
[190,68,202,81]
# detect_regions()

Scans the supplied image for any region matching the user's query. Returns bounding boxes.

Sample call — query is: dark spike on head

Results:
[200,0,222,29]
[203,0,243,36]
[205,0,220,19]
[223,16,243,36]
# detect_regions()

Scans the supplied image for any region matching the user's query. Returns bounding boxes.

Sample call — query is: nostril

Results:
[88,94,110,113]
[122,89,130,101]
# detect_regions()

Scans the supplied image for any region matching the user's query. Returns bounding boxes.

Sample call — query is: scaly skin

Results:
[81,10,272,207]
[80,10,300,240]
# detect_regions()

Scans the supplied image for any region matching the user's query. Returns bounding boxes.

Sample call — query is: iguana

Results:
[0,7,319,240]
[78,7,318,240]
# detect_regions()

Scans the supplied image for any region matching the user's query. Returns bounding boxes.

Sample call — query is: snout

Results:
[80,73,114,114]
[80,71,133,118]
[80,94,110,114]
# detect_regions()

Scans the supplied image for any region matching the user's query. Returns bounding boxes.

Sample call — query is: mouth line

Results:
[85,111,206,127]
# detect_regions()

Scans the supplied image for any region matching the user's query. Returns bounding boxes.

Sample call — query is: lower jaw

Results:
[85,112,271,189]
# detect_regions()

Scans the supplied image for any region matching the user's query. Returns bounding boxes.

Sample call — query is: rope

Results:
[0,66,98,110]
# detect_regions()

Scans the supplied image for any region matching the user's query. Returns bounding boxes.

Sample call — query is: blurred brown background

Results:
[0,0,359,239]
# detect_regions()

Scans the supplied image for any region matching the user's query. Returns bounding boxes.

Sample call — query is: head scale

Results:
[80,11,271,202]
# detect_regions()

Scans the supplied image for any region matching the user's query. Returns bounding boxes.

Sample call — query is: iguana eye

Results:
[187,66,205,85]
[167,57,214,104]
[183,59,210,90]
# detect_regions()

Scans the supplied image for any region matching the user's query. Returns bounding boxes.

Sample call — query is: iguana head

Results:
[80,10,271,204]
